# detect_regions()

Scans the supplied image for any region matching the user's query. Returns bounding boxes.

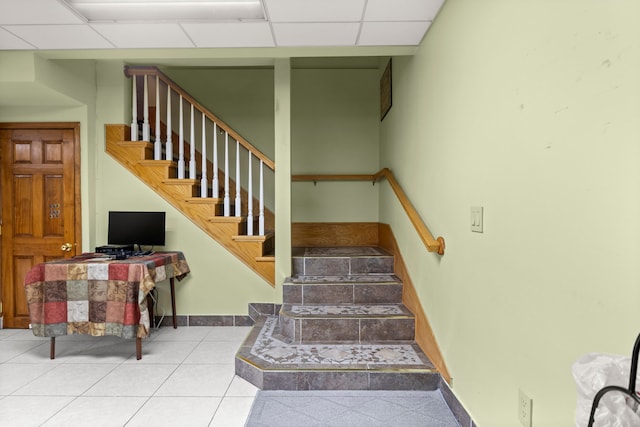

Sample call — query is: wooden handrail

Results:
[124,65,275,171]
[292,168,445,255]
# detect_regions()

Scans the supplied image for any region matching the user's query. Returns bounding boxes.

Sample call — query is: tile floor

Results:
[0,326,258,427]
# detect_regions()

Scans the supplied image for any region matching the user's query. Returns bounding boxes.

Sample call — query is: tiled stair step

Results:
[284,275,404,305]
[236,316,439,391]
[292,247,395,276]
[277,303,415,343]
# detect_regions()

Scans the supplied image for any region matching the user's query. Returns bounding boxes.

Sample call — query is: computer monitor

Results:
[107,211,166,249]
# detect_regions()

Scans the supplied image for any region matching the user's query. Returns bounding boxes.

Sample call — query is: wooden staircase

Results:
[105,124,275,285]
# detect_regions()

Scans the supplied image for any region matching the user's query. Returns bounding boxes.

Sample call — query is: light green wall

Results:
[0,53,276,315]
[291,69,380,222]
[162,67,275,160]
[379,1,640,425]
[92,62,276,315]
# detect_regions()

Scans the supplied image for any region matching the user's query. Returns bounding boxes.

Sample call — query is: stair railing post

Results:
[259,160,264,236]
[212,123,219,198]
[200,114,208,198]
[224,133,230,216]
[189,104,196,180]
[235,140,241,218]
[154,75,161,160]
[178,95,185,179]
[165,87,172,161]
[130,75,138,141]
[142,75,150,142]
[247,152,253,236]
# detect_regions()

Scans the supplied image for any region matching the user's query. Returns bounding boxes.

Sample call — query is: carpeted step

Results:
[277,303,415,343]
[235,316,439,391]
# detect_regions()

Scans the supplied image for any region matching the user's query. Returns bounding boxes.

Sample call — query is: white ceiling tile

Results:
[364,0,443,22]
[3,25,113,49]
[0,27,36,49]
[182,22,274,48]
[272,22,359,46]
[358,21,431,46]
[265,0,365,22]
[91,23,194,48]
[0,0,85,25]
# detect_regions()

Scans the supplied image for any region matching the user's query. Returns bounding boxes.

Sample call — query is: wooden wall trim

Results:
[292,222,379,247]
[378,223,452,384]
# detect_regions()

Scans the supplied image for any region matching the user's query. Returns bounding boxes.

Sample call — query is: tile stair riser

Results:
[277,316,416,344]
[282,283,403,305]
[292,255,395,276]
[235,355,440,391]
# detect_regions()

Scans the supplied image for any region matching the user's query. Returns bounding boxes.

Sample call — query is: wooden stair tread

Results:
[106,124,275,286]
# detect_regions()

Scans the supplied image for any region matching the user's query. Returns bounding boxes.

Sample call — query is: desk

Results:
[23,251,190,360]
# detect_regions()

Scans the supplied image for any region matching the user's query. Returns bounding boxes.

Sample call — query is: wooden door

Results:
[0,123,81,328]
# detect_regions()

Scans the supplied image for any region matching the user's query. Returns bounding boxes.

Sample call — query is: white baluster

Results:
[189,104,196,180]
[130,75,138,141]
[212,123,219,198]
[259,160,264,236]
[224,133,230,216]
[178,95,185,179]
[154,75,161,160]
[200,114,208,198]
[235,140,241,218]
[142,75,150,142]
[247,152,253,236]
[165,88,172,161]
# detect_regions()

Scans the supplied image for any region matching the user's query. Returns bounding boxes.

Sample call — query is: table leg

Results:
[50,337,55,360]
[136,337,142,360]
[170,277,177,329]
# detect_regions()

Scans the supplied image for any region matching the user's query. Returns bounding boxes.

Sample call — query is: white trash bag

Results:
[572,353,640,427]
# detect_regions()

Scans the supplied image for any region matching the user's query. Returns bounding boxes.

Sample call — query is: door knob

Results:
[61,243,73,252]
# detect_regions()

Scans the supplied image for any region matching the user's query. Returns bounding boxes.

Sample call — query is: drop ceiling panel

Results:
[272,23,360,47]
[0,0,84,25]
[3,25,113,49]
[359,21,432,46]
[0,27,36,49]
[0,0,446,50]
[364,0,442,21]
[182,22,274,48]
[91,23,195,48]
[265,0,366,22]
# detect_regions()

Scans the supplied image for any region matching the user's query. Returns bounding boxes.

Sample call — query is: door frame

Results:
[0,122,82,325]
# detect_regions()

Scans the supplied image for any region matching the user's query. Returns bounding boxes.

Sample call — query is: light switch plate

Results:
[471,206,483,233]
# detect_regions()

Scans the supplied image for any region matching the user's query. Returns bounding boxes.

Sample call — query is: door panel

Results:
[1,124,81,329]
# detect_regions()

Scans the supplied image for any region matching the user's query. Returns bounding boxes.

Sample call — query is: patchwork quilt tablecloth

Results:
[24,252,190,339]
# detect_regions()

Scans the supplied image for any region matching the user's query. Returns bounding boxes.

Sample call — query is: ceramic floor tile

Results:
[13,363,118,396]
[0,363,58,395]
[204,326,253,342]
[0,340,49,363]
[151,325,211,341]
[226,375,259,397]
[126,396,221,427]
[154,364,235,397]
[83,364,178,396]
[42,396,148,427]
[0,395,75,427]
[6,339,96,364]
[183,340,239,364]
[210,396,255,427]
[121,340,199,364]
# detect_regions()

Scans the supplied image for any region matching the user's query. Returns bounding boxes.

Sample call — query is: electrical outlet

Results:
[518,389,533,427]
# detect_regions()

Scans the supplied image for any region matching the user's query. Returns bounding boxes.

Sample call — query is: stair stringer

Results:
[105,124,275,286]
